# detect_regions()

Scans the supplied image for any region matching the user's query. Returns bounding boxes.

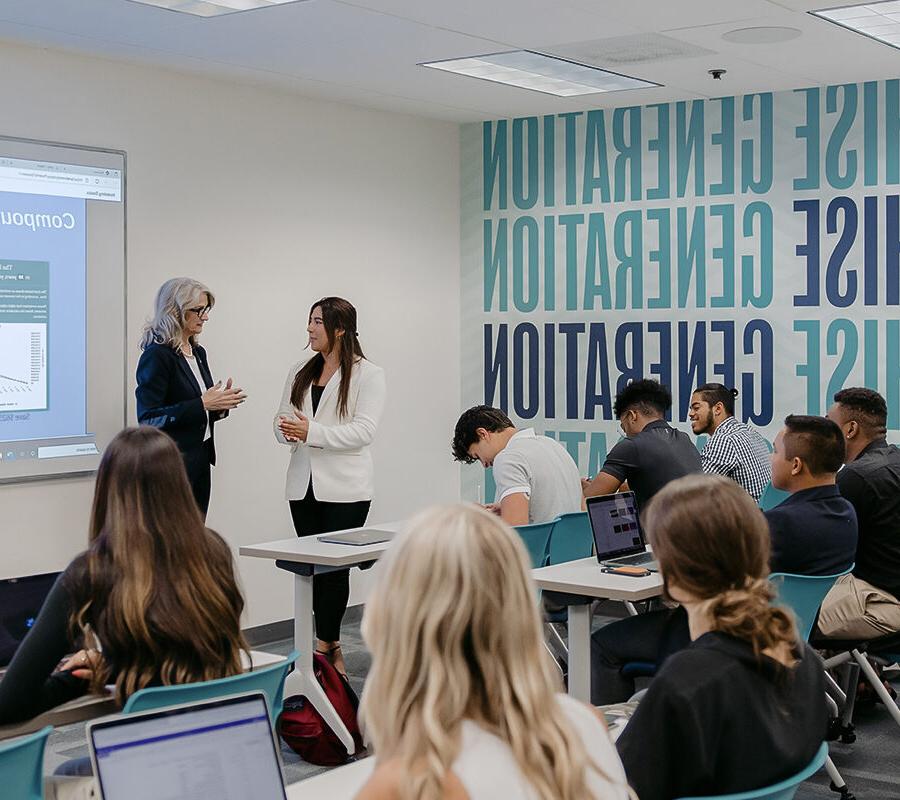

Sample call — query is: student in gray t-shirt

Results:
[452,406,583,525]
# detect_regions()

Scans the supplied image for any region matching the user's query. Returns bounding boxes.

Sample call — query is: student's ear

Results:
[845,420,859,440]
[475,427,489,441]
[791,457,804,477]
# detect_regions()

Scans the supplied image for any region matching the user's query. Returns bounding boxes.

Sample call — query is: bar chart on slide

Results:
[0,322,47,411]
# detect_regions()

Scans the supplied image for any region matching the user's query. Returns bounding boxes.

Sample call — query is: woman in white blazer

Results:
[275,297,386,676]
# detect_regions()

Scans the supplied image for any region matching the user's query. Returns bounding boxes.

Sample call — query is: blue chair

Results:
[759,482,790,511]
[769,568,853,642]
[514,520,556,569]
[677,741,827,799]
[123,651,297,723]
[0,725,51,800]
[547,512,593,565]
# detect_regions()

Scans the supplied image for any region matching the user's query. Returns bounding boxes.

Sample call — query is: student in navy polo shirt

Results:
[767,415,857,576]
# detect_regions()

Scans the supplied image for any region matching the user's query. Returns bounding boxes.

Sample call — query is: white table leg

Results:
[567,603,591,703]
[283,571,356,753]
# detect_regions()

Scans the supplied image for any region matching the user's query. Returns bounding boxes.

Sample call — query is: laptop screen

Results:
[0,571,61,668]
[90,694,287,800]
[587,491,646,561]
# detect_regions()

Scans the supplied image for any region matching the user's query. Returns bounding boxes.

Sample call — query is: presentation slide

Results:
[0,140,125,482]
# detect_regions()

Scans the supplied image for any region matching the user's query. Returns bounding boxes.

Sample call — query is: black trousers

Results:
[590,606,691,704]
[182,441,212,519]
[289,482,370,642]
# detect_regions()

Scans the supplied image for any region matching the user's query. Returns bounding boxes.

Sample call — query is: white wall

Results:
[0,42,461,627]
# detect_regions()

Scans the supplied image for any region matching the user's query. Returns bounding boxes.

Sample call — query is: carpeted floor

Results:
[43,603,900,797]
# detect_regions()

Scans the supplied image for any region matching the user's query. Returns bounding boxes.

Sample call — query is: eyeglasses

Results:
[187,306,211,317]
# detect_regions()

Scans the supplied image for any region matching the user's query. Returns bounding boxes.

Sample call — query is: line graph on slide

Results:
[0,322,47,411]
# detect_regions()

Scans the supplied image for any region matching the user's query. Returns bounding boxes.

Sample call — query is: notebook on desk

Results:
[317,528,396,546]
[0,570,62,677]
[586,491,659,572]
[87,693,287,800]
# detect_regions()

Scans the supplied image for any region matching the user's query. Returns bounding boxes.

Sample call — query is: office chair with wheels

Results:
[0,725,51,800]
[123,650,297,723]
[676,741,827,800]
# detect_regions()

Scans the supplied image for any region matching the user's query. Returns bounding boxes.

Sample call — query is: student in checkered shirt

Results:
[689,383,771,500]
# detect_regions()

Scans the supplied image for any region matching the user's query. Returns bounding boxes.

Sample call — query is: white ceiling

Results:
[1,0,898,121]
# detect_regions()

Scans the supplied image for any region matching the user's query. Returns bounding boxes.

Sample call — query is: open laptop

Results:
[318,528,395,546]
[0,570,62,675]
[88,692,287,800]
[586,491,659,571]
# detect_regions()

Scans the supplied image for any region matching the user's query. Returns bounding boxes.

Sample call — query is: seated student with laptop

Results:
[767,415,857,575]
[356,504,631,800]
[616,475,827,800]
[582,379,701,509]
[0,426,248,725]
[452,405,582,525]
[590,414,857,704]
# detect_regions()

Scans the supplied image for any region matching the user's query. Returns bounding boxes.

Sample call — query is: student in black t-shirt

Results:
[767,415,857,576]
[616,475,827,800]
[820,387,900,638]
[582,379,701,509]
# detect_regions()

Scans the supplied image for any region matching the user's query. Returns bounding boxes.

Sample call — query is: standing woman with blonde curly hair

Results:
[356,504,631,800]
[616,474,828,800]
[136,277,246,517]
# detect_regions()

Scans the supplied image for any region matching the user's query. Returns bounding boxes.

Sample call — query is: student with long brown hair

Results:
[616,474,827,800]
[0,427,248,724]
[274,296,385,677]
[356,505,631,800]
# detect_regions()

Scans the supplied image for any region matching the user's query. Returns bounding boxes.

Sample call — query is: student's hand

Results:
[482,502,501,515]
[278,411,310,442]
[581,477,593,493]
[60,649,101,681]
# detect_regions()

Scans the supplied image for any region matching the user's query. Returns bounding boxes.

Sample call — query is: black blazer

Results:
[135,342,224,464]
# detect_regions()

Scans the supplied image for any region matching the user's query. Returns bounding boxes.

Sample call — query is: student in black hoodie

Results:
[616,474,827,800]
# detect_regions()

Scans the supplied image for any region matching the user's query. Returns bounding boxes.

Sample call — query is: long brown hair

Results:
[67,427,248,705]
[290,297,365,419]
[644,474,798,659]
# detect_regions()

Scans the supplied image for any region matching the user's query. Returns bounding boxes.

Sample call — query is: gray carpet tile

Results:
[43,605,900,796]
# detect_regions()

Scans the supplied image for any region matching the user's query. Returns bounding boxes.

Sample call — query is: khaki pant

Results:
[817,574,900,639]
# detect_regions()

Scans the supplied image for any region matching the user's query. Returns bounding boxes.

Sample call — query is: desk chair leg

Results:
[624,601,640,617]
[850,649,900,728]
[567,604,591,703]
[825,754,855,800]
[285,571,356,753]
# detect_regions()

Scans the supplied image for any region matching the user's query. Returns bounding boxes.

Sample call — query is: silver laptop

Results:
[88,692,287,800]
[318,528,395,546]
[587,491,659,571]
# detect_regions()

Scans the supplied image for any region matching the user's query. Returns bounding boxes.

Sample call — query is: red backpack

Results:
[278,653,365,766]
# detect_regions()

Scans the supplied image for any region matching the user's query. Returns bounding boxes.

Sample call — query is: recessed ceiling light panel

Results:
[811,1,900,49]
[420,51,660,97]
[125,0,308,17]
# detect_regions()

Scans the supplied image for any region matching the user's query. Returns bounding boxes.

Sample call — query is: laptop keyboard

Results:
[612,551,655,566]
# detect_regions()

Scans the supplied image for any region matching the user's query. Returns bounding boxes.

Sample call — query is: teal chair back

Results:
[0,725,51,800]
[122,651,297,723]
[769,569,853,642]
[677,741,827,799]
[548,512,593,565]
[514,520,556,569]
[758,482,790,511]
